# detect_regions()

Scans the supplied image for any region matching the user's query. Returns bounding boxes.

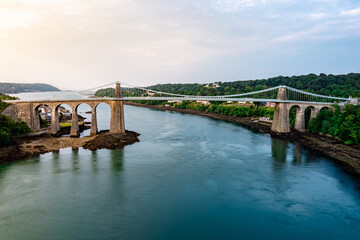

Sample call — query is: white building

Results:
[196,100,210,105]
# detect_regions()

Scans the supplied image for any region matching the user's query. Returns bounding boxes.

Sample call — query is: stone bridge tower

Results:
[271,87,290,133]
[110,82,125,134]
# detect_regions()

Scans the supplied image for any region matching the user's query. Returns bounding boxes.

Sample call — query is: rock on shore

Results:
[83,131,140,150]
[0,131,140,164]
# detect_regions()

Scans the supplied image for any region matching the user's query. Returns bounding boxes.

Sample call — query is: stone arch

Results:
[288,104,301,127]
[288,104,306,132]
[33,104,52,131]
[55,103,72,124]
[75,103,91,121]
[75,103,92,137]
[304,106,316,128]
[95,102,111,132]
[319,106,331,112]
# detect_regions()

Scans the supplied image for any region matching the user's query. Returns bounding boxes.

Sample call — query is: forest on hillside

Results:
[148,73,360,98]
[95,73,360,98]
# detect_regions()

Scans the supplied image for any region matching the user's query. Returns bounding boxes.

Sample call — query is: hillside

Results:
[148,73,360,98]
[95,73,360,98]
[0,83,60,93]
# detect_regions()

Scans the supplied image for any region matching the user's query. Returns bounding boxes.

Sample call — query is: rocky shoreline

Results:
[0,130,140,164]
[125,102,360,177]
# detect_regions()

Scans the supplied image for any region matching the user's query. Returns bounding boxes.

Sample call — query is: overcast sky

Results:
[0,0,360,90]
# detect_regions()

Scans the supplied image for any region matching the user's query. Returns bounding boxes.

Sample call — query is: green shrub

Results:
[0,115,31,147]
[0,128,11,146]
[307,104,360,145]
[0,99,9,113]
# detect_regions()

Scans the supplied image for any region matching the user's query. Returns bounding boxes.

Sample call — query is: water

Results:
[1,93,360,239]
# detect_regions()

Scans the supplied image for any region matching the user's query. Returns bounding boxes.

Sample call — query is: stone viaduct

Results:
[271,87,335,133]
[3,83,125,137]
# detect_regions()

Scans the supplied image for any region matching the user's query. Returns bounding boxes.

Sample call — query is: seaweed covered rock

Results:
[83,130,140,150]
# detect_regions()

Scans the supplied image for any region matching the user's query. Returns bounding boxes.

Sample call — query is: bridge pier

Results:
[90,105,98,136]
[310,108,320,119]
[70,105,80,137]
[110,82,125,134]
[32,104,41,131]
[271,87,291,133]
[294,107,305,132]
[50,106,60,135]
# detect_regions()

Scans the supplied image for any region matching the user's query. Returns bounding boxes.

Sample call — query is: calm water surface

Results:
[1,93,360,239]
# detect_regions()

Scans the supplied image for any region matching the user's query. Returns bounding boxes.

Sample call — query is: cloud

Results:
[309,13,328,19]
[0,0,359,89]
[211,0,291,12]
[340,7,360,16]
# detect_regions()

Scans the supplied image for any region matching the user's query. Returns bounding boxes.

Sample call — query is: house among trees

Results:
[196,100,210,105]
[266,102,276,107]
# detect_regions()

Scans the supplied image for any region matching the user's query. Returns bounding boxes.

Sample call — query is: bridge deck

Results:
[4,97,344,105]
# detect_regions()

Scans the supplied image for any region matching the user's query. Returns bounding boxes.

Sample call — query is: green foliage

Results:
[136,100,167,105]
[95,88,115,97]
[289,107,297,127]
[40,116,50,128]
[147,73,360,98]
[0,127,11,146]
[0,99,9,113]
[308,104,360,145]
[171,102,274,119]
[0,115,31,147]
[0,93,17,100]
[0,93,17,113]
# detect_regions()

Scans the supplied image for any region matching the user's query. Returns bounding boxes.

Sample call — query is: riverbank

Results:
[0,130,140,164]
[125,102,360,177]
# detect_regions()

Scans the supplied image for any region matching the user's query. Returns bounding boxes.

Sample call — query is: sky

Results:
[0,0,360,90]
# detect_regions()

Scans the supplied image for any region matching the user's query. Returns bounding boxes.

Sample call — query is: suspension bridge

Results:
[3,82,355,136]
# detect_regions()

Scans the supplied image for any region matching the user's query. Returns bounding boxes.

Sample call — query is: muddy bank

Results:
[0,131,140,164]
[125,102,360,177]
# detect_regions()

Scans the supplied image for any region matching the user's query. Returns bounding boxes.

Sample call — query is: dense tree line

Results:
[95,73,360,98]
[307,105,360,145]
[95,88,115,97]
[148,73,360,98]
[171,101,274,118]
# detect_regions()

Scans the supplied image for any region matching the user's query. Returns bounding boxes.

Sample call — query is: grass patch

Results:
[60,122,83,128]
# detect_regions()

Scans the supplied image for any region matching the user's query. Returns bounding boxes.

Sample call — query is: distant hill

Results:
[0,83,60,93]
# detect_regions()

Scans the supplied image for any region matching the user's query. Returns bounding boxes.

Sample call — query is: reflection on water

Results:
[271,138,288,164]
[293,142,302,165]
[44,148,125,175]
[111,149,124,173]
[0,104,360,240]
[271,137,322,168]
